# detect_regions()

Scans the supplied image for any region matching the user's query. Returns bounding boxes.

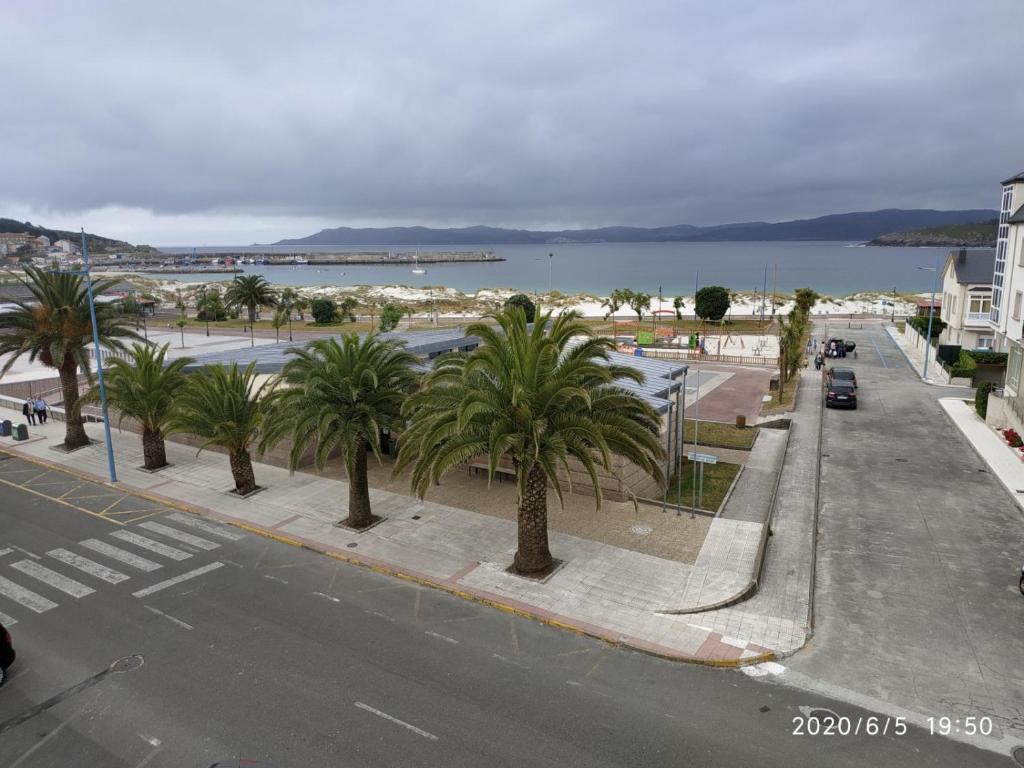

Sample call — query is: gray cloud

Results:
[2,0,1022,243]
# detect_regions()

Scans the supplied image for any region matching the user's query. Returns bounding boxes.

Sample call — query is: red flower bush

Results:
[1004,428,1023,448]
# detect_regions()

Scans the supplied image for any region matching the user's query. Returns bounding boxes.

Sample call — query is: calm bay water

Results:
[155,241,951,296]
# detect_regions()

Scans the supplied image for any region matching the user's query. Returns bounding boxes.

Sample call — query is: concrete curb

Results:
[658,422,792,616]
[0,443,775,669]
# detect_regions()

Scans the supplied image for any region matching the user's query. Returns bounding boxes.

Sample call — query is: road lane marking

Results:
[144,605,194,630]
[353,702,439,741]
[10,545,40,560]
[364,609,395,622]
[263,574,288,584]
[8,708,80,768]
[10,560,95,598]
[47,549,130,584]
[424,631,459,644]
[0,575,58,613]
[312,591,340,602]
[0,548,13,558]
[138,521,220,550]
[870,336,889,368]
[111,530,192,561]
[741,661,788,677]
[491,653,530,669]
[166,512,244,540]
[0,610,17,626]
[132,562,224,598]
[80,539,162,572]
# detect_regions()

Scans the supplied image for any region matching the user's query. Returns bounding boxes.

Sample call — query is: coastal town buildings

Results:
[985,170,1024,430]
[53,238,79,254]
[938,248,995,349]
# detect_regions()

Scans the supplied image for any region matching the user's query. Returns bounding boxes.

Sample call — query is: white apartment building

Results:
[53,238,79,254]
[987,170,1024,429]
[939,248,995,350]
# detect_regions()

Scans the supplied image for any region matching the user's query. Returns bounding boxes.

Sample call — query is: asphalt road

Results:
[0,453,1011,767]
[788,320,1024,749]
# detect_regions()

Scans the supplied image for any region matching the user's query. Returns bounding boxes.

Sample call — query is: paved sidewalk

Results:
[939,397,1024,512]
[0,402,806,666]
[882,324,967,388]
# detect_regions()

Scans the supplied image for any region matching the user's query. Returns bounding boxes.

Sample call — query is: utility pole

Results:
[548,252,553,294]
[761,264,768,326]
[80,229,117,483]
[891,286,897,323]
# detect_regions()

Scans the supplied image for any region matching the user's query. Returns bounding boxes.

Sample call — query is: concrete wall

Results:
[901,323,972,386]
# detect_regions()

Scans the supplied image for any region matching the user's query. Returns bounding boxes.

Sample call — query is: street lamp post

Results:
[916,265,940,380]
[78,229,118,483]
[548,252,553,294]
[891,286,897,323]
[200,287,210,336]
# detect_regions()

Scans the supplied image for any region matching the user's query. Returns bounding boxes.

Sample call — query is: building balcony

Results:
[964,312,992,326]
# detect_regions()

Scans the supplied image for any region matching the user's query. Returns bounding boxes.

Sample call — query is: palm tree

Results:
[260,335,418,529]
[0,266,143,449]
[271,306,288,342]
[397,308,665,576]
[81,343,193,470]
[673,296,685,321]
[225,275,277,325]
[166,362,270,495]
[628,291,651,326]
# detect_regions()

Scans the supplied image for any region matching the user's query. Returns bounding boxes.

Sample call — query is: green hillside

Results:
[868,219,997,247]
[0,218,149,253]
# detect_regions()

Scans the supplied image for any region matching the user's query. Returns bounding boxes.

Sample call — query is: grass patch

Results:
[683,419,757,449]
[761,370,801,412]
[665,461,740,511]
[583,317,775,337]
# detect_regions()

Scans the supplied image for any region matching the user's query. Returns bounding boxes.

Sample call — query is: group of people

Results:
[21,396,48,425]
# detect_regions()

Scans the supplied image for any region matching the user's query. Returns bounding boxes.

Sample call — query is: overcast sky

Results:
[2,1,1022,245]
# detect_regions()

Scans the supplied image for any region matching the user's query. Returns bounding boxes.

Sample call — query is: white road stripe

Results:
[80,539,162,572]
[111,530,192,561]
[0,609,17,626]
[47,549,129,584]
[312,591,340,602]
[166,512,244,540]
[0,575,58,613]
[132,562,224,598]
[10,560,94,598]
[144,605,194,630]
[424,631,459,644]
[0,548,13,557]
[139,521,220,550]
[353,702,439,741]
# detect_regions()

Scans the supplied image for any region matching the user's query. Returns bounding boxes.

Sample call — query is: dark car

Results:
[825,338,857,356]
[827,366,858,389]
[825,380,857,409]
[0,622,15,686]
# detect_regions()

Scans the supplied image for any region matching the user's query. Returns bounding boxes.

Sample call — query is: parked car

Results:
[825,380,858,409]
[825,338,857,358]
[0,622,15,686]
[827,367,858,389]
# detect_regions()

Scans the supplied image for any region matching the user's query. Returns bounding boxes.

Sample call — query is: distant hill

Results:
[867,219,997,247]
[271,209,998,247]
[0,218,143,252]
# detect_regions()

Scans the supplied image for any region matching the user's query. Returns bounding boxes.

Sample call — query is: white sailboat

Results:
[411,251,426,275]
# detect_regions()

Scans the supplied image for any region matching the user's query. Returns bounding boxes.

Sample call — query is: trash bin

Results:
[735,414,747,429]
[13,423,28,441]
[0,420,10,437]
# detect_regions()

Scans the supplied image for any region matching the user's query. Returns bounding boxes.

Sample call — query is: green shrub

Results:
[948,349,977,378]
[975,381,994,418]
[907,314,947,341]
[379,303,403,332]
[967,350,1008,365]
[310,298,337,324]
[503,293,536,323]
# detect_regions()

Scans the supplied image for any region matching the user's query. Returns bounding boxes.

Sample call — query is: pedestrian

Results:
[814,352,823,370]
[22,397,36,426]
[34,396,47,424]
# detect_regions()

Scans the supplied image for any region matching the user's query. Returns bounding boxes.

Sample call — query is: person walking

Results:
[814,352,823,371]
[22,397,36,426]
[34,396,47,424]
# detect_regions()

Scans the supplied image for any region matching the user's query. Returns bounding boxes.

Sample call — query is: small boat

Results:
[294,257,309,265]
[411,252,426,275]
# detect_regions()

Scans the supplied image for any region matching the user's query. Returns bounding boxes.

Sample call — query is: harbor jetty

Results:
[92,250,503,273]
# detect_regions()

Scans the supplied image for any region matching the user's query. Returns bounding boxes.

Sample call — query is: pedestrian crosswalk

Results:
[0,514,243,625]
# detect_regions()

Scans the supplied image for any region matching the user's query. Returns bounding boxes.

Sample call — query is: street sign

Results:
[687,452,717,464]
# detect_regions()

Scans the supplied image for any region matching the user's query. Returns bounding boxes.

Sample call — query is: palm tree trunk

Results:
[345,438,374,528]
[512,462,554,576]
[60,359,89,449]
[141,427,167,470]
[248,305,257,325]
[229,449,257,495]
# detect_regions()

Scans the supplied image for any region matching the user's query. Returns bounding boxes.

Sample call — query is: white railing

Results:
[964,312,991,326]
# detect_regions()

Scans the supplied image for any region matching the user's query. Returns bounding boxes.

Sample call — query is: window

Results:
[969,296,992,314]
[1008,345,1022,393]
[1014,291,1023,322]
[976,336,994,349]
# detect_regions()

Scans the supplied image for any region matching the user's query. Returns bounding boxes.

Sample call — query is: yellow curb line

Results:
[0,444,775,669]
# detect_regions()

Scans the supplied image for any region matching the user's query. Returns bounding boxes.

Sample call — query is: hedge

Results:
[975,381,994,418]
[907,315,947,342]
[967,350,1008,365]
[947,349,977,378]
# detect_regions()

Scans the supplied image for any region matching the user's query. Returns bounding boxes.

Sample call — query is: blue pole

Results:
[80,229,118,483]
[922,265,939,381]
